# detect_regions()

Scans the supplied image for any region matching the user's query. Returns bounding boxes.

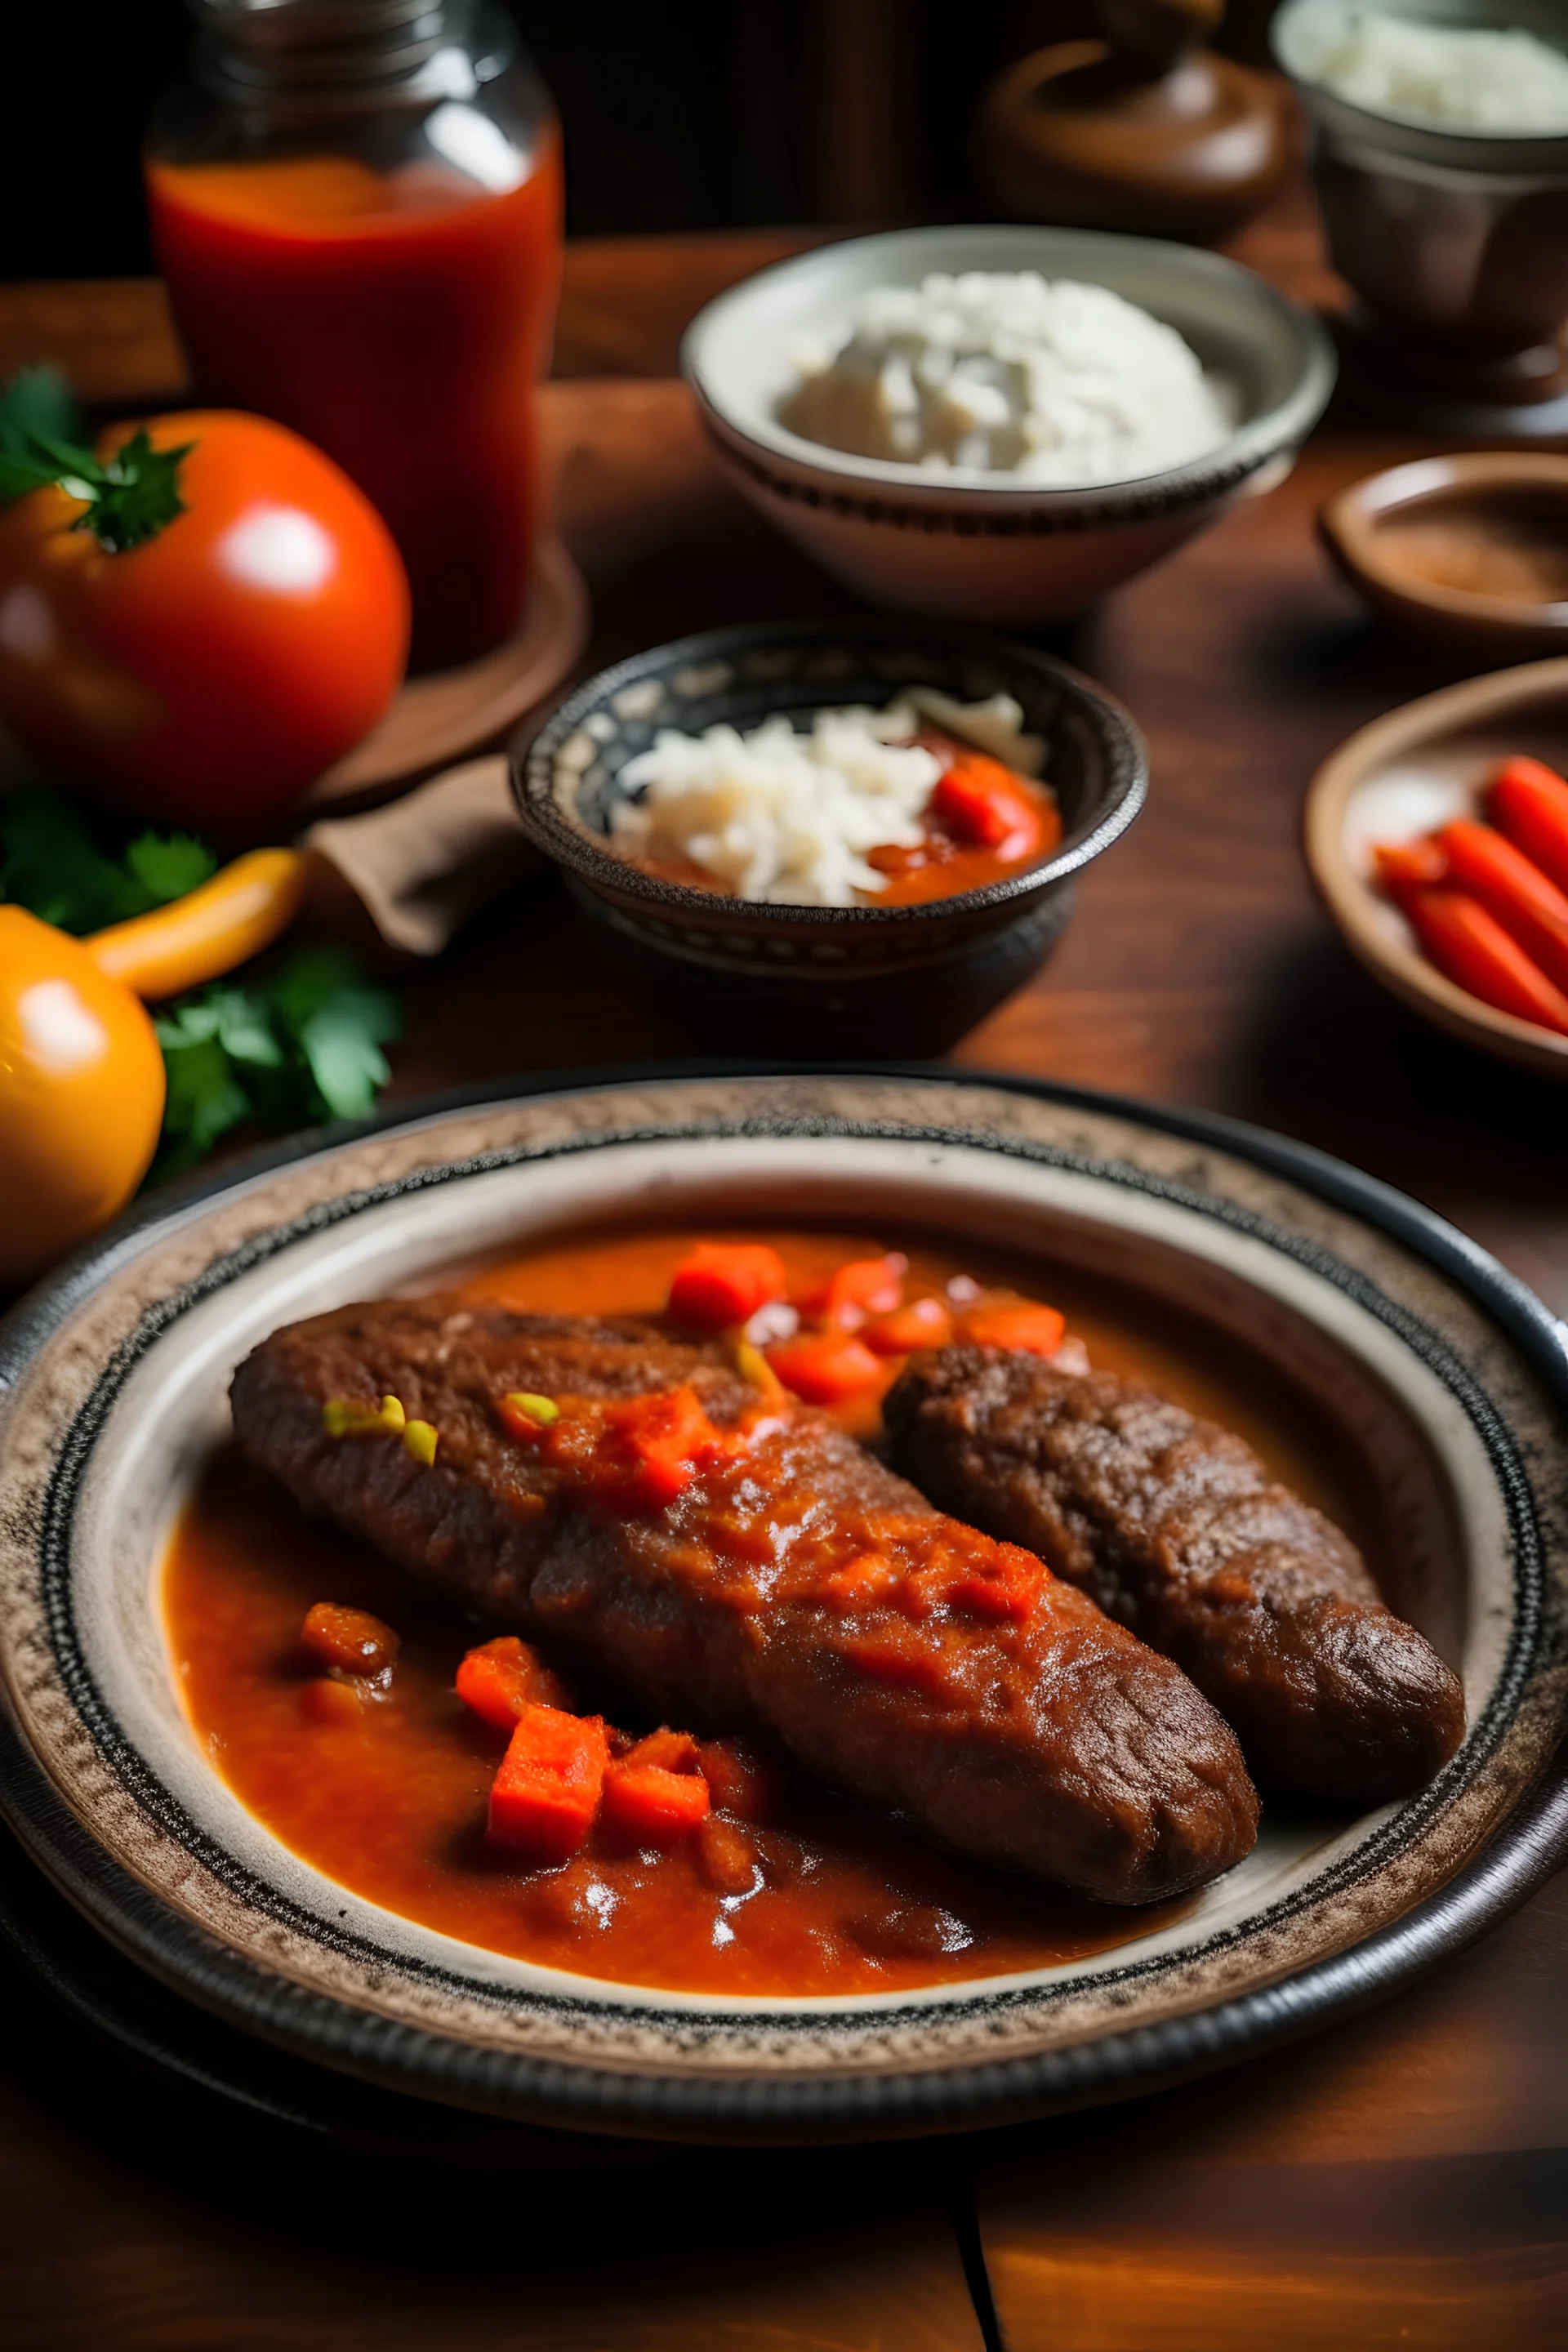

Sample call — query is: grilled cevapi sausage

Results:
[884,1347,1465,1806]
[230,1299,1259,1904]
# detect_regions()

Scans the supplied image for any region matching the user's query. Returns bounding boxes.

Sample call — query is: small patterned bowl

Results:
[512,617,1147,1057]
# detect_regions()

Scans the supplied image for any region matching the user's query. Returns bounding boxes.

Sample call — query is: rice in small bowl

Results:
[513,617,1147,1058]
[681,225,1334,624]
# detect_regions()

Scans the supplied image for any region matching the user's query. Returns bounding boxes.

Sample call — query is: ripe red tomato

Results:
[0,410,409,835]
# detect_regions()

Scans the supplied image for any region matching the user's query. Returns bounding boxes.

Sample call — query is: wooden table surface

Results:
[2,187,1566,2350]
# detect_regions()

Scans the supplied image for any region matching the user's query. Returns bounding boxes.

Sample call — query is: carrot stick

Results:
[1401,885,1568,1037]
[1373,838,1448,899]
[1437,820,1568,993]
[1488,757,1568,897]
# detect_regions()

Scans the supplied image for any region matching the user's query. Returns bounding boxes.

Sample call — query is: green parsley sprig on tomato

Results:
[0,370,409,837]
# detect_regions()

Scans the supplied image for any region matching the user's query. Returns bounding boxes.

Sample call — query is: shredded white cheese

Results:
[612,694,1036,907]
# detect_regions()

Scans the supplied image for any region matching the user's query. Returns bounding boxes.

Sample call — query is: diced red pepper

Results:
[667,1243,788,1332]
[301,1601,399,1681]
[1489,756,1568,895]
[947,1543,1045,1624]
[930,754,1050,862]
[456,1635,570,1733]
[546,1385,731,1512]
[602,1740,711,1842]
[800,1252,908,1326]
[766,1329,884,1404]
[862,1294,953,1356]
[1437,818,1568,992]
[485,1704,610,1863]
[959,1303,1067,1356]
[1401,884,1568,1037]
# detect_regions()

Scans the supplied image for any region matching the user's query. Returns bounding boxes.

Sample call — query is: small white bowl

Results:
[680,223,1335,625]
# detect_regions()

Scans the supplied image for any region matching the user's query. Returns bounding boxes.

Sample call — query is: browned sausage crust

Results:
[884,1346,1465,1806]
[229,1298,1259,1904]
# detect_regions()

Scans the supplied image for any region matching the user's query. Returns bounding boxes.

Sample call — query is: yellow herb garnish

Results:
[503,1391,560,1428]
[732,1339,786,1402]
[403,1419,439,1466]
[323,1393,409,1439]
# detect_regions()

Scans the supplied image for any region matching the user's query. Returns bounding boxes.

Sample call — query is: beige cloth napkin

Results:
[301,757,537,956]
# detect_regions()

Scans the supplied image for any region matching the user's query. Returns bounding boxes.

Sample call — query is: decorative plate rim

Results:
[1,1063,1565,2143]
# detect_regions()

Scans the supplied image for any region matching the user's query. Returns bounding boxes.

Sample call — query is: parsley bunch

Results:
[0,793,215,933]
[154,946,402,1178]
[1,792,402,1181]
[0,364,188,552]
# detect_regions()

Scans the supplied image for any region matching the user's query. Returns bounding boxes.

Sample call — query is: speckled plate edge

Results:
[0,1064,1565,2145]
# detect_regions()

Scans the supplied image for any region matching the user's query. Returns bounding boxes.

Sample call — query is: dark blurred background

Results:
[1,1,1282,280]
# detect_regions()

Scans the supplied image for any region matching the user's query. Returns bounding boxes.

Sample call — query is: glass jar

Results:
[146,1,563,671]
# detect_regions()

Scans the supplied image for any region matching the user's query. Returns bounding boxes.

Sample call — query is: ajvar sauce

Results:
[146,143,563,670]
[163,1226,1379,1998]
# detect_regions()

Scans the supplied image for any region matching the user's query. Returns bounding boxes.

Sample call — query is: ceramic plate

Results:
[1,1069,1565,2143]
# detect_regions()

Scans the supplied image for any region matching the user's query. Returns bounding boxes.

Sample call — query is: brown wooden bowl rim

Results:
[1303,656,1568,1079]
[1321,455,1568,635]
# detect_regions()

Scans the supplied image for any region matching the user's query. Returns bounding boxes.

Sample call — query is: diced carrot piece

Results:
[1402,885,1568,1036]
[485,1704,609,1862]
[668,1243,788,1332]
[960,1303,1067,1356]
[862,1295,953,1356]
[301,1601,399,1680]
[1437,819,1568,992]
[621,1726,702,1775]
[1374,837,1448,902]
[930,755,1049,862]
[456,1635,570,1733]
[766,1329,884,1404]
[602,1749,711,1842]
[1489,757,1568,895]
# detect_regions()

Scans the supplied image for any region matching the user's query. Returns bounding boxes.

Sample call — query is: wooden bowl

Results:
[1321,455,1568,666]
[1303,657,1568,1080]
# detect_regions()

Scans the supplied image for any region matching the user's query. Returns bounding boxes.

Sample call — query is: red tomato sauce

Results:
[163,1227,1379,1998]
[145,144,562,671]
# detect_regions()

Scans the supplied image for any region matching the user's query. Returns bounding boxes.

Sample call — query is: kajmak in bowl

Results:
[680,224,1335,625]
[512,615,1147,1058]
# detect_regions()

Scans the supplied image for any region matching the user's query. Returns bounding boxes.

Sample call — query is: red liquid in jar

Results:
[146,140,563,671]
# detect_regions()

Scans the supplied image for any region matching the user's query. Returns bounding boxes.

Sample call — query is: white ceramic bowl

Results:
[680,224,1336,625]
